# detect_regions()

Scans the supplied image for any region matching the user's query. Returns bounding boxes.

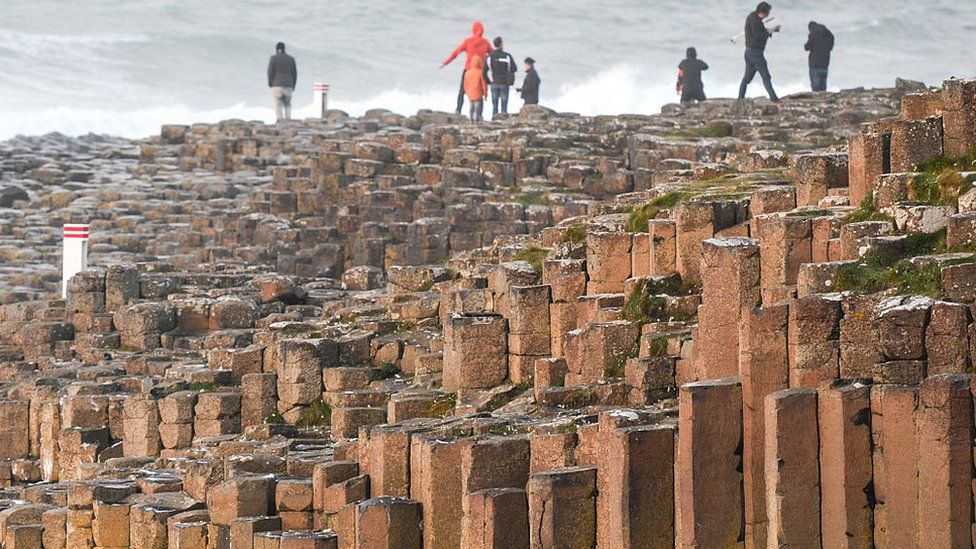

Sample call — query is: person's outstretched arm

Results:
[442,40,465,67]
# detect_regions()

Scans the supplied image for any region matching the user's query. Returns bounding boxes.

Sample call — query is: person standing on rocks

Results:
[488,37,517,116]
[805,21,835,92]
[267,42,298,121]
[441,22,493,115]
[676,47,709,103]
[737,2,781,102]
[464,56,489,122]
[518,58,540,106]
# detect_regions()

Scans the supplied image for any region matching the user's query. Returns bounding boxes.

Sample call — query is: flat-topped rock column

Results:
[597,424,675,548]
[443,313,508,392]
[677,377,743,548]
[508,285,552,384]
[869,385,919,547]
[818,381,873,549]
[528,467,597,549]
[695,237,760,379]
[917,374,973,548]
[739,304,789,549]
[764,388,820,549]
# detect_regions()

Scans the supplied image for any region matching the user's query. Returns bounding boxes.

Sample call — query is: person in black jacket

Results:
[676,47,709,103]
[518,58,540,106]
[805,22,835,92]
[488,37,517,116]
[737,2,781,101]
[268,42,298,121]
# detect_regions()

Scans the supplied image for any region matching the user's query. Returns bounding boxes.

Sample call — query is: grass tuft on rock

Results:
[622,278,696,324]
[374,361,401,380]
[678,121,734,139]
[909,146,976,207]
[513,246,548,278]
[842,191,892,224]
[295,398,332,428]
[832,229,976,298]
[514,190,550,207]
[625,192,686,233]
[425,394,456,418]
[562,223,588,244]
[264,410,286,424]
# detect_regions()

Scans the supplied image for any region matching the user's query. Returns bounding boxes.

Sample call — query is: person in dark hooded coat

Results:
[676,47,709,103]
[805,21,835,92]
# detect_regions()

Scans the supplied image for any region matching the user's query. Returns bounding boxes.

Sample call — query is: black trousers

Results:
[681,87,706,103]
[738,48,778,100]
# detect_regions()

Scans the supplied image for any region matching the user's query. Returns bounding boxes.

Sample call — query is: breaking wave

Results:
[0,64,812,141]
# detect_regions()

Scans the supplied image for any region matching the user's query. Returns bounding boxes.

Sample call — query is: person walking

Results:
[805,21,835,92]
[464,56,489,122]
[488,37,517,116]
[441,22,493,115]
[518,58,540,106]
[676,47,709,103]
[267,42,297,121]
[737,2,781,102]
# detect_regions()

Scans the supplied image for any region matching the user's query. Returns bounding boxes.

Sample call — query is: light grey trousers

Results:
[271,86,294,120]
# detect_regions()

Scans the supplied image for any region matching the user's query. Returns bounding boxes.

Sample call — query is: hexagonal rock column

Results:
[793,153,849,207]
[917,374,973,548]
[754,214,813,291]
[597,424,675,548]
[739,304,789,549]
[409,433,462,548]
[889,117,943,173]
[443,313,508,392]
[869,385,918,547]
[677,377,743,548]
[459,436,531,548]
[527,467,597,549]
[466,488,528,549]
[817,381,873,549]
[789,294,842,388]
[942,78,976,157]
[586,232,632,294]
[764,388,820,549]
[354,497,422,549]
[694,237,760,379]
[507,285,552,384]
[847,131,890,208]
[543,260,586,357]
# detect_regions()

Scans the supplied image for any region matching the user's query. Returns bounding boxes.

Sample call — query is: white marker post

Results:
[313,83,330,118]
[62,224,89,298]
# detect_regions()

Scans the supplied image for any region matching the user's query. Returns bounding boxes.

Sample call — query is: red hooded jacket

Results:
[444,22,493,70]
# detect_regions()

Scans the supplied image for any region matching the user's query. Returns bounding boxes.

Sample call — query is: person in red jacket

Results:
[441,21,493,114]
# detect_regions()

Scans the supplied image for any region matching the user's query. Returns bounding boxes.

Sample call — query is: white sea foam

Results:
[0,64,814,140]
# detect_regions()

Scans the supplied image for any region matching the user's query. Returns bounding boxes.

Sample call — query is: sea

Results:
[1,0,974,140]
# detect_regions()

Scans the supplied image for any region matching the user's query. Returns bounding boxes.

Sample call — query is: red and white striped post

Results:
[62,224,89,298]
[313,83,330,118]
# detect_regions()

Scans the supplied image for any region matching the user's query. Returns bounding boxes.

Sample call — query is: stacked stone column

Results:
[694,237,760,379]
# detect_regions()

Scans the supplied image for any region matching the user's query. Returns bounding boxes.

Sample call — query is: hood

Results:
[472,21,484,37]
